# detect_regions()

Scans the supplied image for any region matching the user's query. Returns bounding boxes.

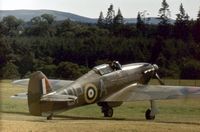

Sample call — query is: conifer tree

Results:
[97,11,105,28]
[105,4,115,26]
[113,8,124,25]
[192,8,200,42]
[174,3,190,40]
[136,12,145,35]
[197,8,200,21]
[176,3,189,21]
[158,0,171,25]
[158,0,171,37]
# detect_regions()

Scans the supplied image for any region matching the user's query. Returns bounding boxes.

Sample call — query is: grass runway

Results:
[1,80,200,132]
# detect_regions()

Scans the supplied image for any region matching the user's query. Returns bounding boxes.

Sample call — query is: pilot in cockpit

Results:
[111,61,122,70]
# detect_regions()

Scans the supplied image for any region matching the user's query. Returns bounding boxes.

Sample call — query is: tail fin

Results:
[28,71,52,116]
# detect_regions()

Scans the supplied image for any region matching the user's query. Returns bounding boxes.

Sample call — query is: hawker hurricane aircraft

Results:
[12,61,200,120]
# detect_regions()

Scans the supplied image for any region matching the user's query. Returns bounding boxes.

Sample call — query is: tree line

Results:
[0,0,200,79]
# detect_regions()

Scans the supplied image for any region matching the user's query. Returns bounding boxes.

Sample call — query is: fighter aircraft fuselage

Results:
[50,63,155,113]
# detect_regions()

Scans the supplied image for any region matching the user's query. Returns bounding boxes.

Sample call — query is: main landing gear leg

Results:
[97,102,114,117]
[145,100,157,120]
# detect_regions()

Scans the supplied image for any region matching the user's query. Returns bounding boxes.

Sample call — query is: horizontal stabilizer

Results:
[12,79,74,91]
[40,94,77,102]
[12,79,29,88]
[11,92,27,99]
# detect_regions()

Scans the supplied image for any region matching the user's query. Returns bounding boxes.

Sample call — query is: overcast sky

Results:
[1,0,200,19]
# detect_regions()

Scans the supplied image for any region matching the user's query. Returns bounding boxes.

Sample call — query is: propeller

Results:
[152,64,165,85]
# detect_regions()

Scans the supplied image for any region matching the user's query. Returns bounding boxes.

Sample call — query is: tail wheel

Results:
[47,113,53,120]
[145,109,155,120]
[103,107,113,117]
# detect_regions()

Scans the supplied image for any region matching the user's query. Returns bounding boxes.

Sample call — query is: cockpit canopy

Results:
[93,64,113,75]
[93,61,122,75]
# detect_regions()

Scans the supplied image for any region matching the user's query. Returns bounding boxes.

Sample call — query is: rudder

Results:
[28,71,52,116]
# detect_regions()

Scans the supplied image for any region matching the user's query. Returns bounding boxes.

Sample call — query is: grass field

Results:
[1,80,200,132]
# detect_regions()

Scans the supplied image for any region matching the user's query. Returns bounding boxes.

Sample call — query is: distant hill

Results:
[0,9,97,23]
[0,9,174,24]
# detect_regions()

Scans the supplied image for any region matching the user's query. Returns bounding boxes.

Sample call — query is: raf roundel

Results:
[84,84,98,104]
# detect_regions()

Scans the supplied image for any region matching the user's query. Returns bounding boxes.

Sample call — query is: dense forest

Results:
[0,0,200,79]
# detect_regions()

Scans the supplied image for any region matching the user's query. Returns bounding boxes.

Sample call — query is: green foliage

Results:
[1,15,24,36]
[136,12,145,36]
[56,61,89,80]
[174,3,190,40]
[97,11,105,28]
[1,62,20,79]
[0,6,200,79]
[113,9,124,26]
[180,59,200,79]
[158,0,171,25]
[105,4,115,28]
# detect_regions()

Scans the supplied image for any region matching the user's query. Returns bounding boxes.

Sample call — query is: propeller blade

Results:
[155,73,165,85]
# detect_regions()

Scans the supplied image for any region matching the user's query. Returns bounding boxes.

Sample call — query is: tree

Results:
[2,16,23,36]
[56,61,82,79]
[28,14,56,36]
[1,62,20,79]
[105,4,115,27]
[176,3,189,21]
[113,8,124,25]
[158,0,171,37]
[174,3,190,40]
[136,12,145,35]
[16,53,34,78]
[41,14,55,24]
[97,11,105,28]
[197,8,200,21]
[113,8,124,36]
[180,59,200,79]
[158,0,171,25]
[192,8,200,42]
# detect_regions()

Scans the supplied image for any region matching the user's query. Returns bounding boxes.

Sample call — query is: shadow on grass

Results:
[1,111,200,126]
[54,114,145,122]
[55,115,200,125]
[0,110,30,116]
[156,120,200,126]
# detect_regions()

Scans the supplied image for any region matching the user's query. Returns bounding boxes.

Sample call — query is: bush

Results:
[56,61,84,80]
[1,62,20,79]
[180,59,200,79]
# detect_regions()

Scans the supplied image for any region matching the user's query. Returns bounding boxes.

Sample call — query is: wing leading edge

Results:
[104,84,200,102]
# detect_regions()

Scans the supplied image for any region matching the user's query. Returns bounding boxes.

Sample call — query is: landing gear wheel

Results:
[47,114,53,120]
[145,109,155,120]
[103,107,113,117]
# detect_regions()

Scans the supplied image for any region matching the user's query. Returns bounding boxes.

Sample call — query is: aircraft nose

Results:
[153,64,159,71]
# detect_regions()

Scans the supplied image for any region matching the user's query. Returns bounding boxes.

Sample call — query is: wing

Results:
[12,79,74,90]
[104,84,200,101]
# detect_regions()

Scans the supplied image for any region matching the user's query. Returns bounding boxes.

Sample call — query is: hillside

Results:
[0,9,97,23]
[0,9,174,24]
